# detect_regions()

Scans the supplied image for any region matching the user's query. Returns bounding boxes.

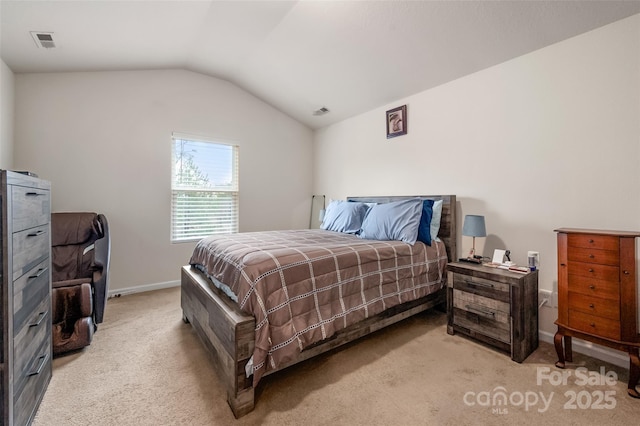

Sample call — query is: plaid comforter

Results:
[190,229,448,385]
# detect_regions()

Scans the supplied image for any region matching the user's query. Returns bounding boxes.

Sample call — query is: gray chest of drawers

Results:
[1,170,52,426]
[446,261,539,362]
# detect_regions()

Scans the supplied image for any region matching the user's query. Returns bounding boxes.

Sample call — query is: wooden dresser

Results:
[1,171,52,425]
[447,262,539,362]
[554,228,640,399]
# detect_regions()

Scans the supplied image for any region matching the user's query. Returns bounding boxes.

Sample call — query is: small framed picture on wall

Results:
[386,105,407,139]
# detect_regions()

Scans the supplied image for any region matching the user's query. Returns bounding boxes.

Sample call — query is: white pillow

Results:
[431,199,443,242]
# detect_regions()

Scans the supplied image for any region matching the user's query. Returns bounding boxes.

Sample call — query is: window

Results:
[171,133,239,242]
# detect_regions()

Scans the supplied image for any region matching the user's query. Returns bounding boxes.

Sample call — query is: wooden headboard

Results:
[346,195,457,262]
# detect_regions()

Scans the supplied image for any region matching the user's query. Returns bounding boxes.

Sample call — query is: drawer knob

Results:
[588,268,594,273]
[590,323,596,327]
[25,191,46,197]
[589,304,594,309]
[589,239,594,243]
[589,285,595,290]
[589,254,595,259]
[27,230,45,237]
[623,270,630,275]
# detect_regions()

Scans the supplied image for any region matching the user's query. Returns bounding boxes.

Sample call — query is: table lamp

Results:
[462,215,486,259]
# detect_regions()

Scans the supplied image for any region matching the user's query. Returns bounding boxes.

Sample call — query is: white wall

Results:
[0,58,14,169]
[314,15,640,344]
[14,69,313,293]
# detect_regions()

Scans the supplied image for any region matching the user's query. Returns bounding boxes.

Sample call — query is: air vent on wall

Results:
[30,32,56,49]
[312,107,330,116]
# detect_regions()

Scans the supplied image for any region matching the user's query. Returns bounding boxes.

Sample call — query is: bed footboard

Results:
[180,266,256,418]
[181,264,446,418]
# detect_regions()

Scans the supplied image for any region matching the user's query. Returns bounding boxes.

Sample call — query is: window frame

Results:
[170,132,239,243]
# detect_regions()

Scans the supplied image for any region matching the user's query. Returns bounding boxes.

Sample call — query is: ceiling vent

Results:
[30,32,56,49]
[312,107,330,116]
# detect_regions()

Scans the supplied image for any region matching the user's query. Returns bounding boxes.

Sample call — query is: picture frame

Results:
[386,105,407,138]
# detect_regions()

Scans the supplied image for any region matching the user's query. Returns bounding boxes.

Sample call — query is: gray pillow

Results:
[358,198,423,245]
[320,200,370,234]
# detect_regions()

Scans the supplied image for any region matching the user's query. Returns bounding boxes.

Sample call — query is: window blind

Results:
[171,134,239,242]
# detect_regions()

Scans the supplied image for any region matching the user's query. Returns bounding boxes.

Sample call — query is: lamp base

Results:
[458,257,482,264]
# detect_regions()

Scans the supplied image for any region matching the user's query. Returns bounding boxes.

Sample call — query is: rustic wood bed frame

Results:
[181,195,457,418]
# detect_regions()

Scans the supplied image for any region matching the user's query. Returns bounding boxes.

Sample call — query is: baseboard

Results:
[108,280,180,298]
[539,330,629,369]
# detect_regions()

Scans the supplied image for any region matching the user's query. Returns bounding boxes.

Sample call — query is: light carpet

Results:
[33,287,638,425]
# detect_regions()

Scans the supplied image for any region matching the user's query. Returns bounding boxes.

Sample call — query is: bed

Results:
[181,195,457,417]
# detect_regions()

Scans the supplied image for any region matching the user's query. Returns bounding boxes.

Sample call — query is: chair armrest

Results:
[53,278,92,289]
[93,214,111,324]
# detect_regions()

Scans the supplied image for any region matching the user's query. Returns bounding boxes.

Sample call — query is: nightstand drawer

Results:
[567,292,620,321]
[568,234,620,251]
[452,289,510,343]
[568,310,620,340]
[568,247,619,266]
[451,272,509,303]
[567,261,619,281]
[566,275,619,301]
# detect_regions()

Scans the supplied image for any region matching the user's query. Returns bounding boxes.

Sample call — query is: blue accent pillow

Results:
[417,199,434,246]
[430,199,443,242]
[320,200,369,234]
[358,198,423,245]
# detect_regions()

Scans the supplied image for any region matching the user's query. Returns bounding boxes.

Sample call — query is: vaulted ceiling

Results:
[2,1,639,129]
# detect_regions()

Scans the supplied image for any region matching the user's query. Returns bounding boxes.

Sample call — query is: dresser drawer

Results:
[568,310,620,340]
[13,258,50,333]
[13,304,51,426]
[567,261,619,281]
[13,349,51,426]
[13,296,50,373]
[451,272,510,303]
[568,234,620,251]
[12,224,49,278]
[452,289,511,343]
[567,292,620,321]
[567,275,619,301]
[567,247,619,266]
[11,185,50,232]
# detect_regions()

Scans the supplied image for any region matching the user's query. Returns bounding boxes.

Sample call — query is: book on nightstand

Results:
[483,262,530,273]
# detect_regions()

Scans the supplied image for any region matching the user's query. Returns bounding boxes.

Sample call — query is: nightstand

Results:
[447,261,539,362]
